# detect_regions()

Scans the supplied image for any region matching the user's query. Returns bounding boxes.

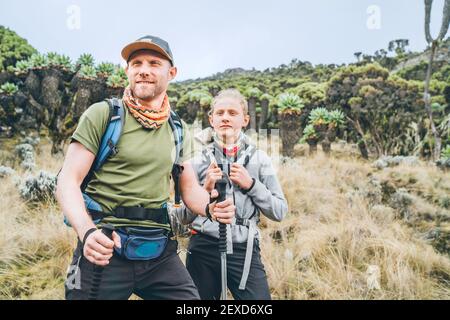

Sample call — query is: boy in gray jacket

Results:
[172,89,288,300]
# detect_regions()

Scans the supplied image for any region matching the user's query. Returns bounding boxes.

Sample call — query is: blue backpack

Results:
[76,98,185,225]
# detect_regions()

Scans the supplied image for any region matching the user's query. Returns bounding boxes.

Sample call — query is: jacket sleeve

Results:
[170,204,197,225]
[246,151,288,222]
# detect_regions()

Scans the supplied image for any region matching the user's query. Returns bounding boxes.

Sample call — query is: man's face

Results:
[125,50,177,103]
[209,98,249,144]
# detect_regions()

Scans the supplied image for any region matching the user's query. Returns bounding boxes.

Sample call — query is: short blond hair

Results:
[209,89,248,116]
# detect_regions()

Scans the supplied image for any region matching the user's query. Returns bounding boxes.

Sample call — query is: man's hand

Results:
[83,230,121,266]
[230,163,253,190]
[208,189,235,224]
[203,161,223,193]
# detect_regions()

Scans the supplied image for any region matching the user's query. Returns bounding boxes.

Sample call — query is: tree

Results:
[327,63,424,158]
[0,26,37,72]
[259,93,273,129]
[277,93,304,157]
[177,89,212,126]
[423,0,450,160]
[244,87,262,131]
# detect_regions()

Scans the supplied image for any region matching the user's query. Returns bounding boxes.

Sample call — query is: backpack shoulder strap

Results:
[168,109,184,164]
[81,98,125,191]
[168,109,184,207]
[238,143,257,168]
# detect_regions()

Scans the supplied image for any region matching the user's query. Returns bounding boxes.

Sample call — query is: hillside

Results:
[0,29,449,300]
[0,30,448,160]
[0,140,449,299]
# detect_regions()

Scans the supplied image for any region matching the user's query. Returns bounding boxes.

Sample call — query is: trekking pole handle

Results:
[101,224,115,239]
[87,224,115,300]
[215,178,228,253]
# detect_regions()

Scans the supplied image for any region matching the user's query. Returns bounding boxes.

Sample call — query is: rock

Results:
[372,156,419,169]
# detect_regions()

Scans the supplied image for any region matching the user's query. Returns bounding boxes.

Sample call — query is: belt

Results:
[88,206,169,225]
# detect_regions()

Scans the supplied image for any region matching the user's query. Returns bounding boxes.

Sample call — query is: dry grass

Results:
[262,153,450,299]
[0,139,449,299]
[0,140,75,299]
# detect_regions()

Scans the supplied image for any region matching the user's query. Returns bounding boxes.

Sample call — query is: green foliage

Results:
[277,93,304,113]
[46,52,72,70]
[97,62,116,77]
[0,82,19,95]
[78,65,97,79]
[294,82,327,107]
[168,96,178,105]
[441,145,450,160]
[28,53,49,68]
[300,124,318,143]
[260,93,273,101]
[244,87,262,99]
[348,97,363,107]
[308,107,330,125]
[13,60,32,73]
[0,31,447,160]
[106,74,125,87]
[76,53,95,68]
[431,102,446,112]
[199,95,212,107]
[0,26,37,72]
[328,109,346,128]
[191,91,212,108]
[396,60,429,81]
[327,62,424,156]
[432,64,450,82]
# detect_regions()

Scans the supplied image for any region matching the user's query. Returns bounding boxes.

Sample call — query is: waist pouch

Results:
[114,226,169,261]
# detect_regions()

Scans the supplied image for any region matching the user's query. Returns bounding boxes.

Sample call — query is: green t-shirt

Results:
[72,100,193,228]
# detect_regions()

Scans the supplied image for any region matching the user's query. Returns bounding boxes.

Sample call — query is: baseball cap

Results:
[121,35,174,66]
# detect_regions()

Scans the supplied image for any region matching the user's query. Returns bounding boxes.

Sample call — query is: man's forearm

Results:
[182,183,209,217]
[56,176,96,240]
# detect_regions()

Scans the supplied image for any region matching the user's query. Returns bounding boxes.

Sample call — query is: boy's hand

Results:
[204,161,223,193]
[230,163,253,190]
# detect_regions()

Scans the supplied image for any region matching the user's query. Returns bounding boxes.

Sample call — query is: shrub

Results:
[0,26,37,71]
[47,52,72,70]
[0,166,15,178]
[96,62,115,77]
[78,65,97,79]
[14,143,36,171]
[0,82,19,95]
[277,93,304,113]
[76,53,95,68]
[300,124,318,143]
[18,170,57,202]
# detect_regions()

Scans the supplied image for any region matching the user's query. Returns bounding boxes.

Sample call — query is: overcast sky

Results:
[0,0,448,80]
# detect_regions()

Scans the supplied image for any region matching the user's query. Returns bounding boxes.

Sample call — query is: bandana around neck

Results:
[122,86,170,130]
[213,131,245,157]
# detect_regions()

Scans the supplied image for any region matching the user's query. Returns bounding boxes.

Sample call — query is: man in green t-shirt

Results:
[56,35,235,300]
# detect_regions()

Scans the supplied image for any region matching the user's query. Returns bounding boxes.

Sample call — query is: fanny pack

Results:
[114,226,169,261]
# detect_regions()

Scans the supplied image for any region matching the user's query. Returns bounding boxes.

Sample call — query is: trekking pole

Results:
[88,224,115,300]
[215,178,228,300]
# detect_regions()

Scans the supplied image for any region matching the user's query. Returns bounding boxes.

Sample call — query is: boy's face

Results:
[209,98,250,144]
